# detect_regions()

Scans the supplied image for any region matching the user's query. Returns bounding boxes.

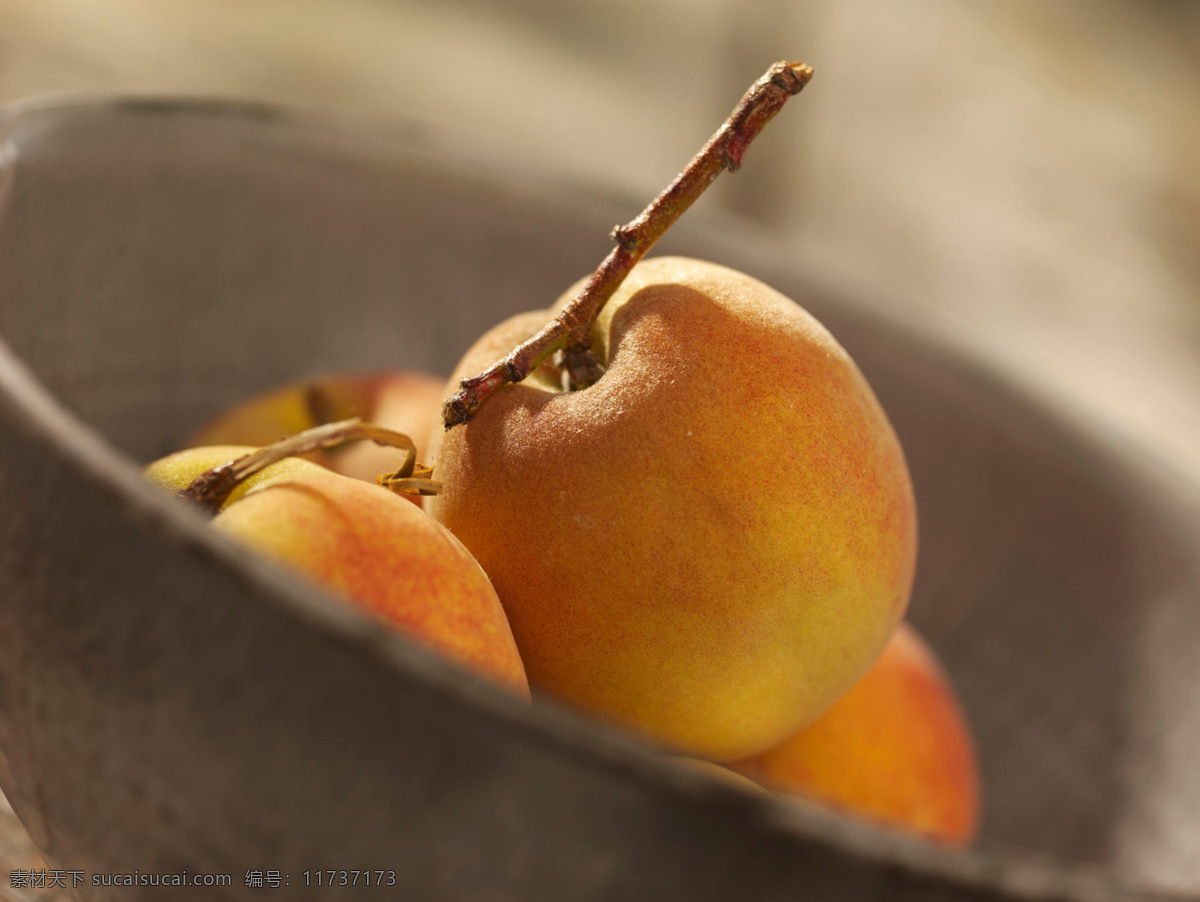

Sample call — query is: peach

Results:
[733,623,979,845]
[146,446,529,698]
[427,257,916,760]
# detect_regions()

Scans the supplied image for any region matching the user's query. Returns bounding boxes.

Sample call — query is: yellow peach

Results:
[427,257,916,760]
[147,447,529,698]
[734,623,979,845]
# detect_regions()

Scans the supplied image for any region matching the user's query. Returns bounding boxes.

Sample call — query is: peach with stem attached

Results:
[191,371,445,490]
[147,428,528,698]
[428,257,915,759]
[428,61,913,761]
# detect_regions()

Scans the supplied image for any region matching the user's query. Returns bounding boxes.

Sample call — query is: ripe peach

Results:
[146,446,529,698]
[733,623,979,845]
[427,257,916,760]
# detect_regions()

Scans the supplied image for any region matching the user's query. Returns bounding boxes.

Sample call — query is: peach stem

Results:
[180,418,439,513]
[441,60,814,430]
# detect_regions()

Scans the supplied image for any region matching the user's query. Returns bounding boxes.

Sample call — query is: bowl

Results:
[0,98,1197,901]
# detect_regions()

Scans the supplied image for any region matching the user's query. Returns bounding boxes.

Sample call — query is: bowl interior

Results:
[1,99,1198,896]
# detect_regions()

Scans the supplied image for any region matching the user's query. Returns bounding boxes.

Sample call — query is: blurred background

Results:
[2,0,1197,480]
[0,1,1198,897]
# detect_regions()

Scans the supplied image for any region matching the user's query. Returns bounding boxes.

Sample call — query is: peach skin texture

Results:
[735,623,980,845]
[427,257,916,760]
[146,447,529,698]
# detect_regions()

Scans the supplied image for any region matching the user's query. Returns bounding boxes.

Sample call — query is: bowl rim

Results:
[0,93,1195,902]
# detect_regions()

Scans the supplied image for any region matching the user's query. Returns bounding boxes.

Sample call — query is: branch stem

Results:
[180,418,440,513]
[442,60,813,429]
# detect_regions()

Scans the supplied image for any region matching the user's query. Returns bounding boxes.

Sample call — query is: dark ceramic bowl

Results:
[0,99,1197,901]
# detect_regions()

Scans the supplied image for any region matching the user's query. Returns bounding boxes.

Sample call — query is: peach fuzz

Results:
[146,449,529,699]
[734,623,979,845]
[427,257,916,761]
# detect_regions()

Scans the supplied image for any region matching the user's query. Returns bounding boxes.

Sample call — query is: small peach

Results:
[733,623,979,845]
[146,446,529,698]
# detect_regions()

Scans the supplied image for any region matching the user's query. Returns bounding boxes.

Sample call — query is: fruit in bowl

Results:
[146,443,530,698]
[191,370,445,493]
[427,255,916,761]
[732,622,980,845]
[157,60,914,772]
